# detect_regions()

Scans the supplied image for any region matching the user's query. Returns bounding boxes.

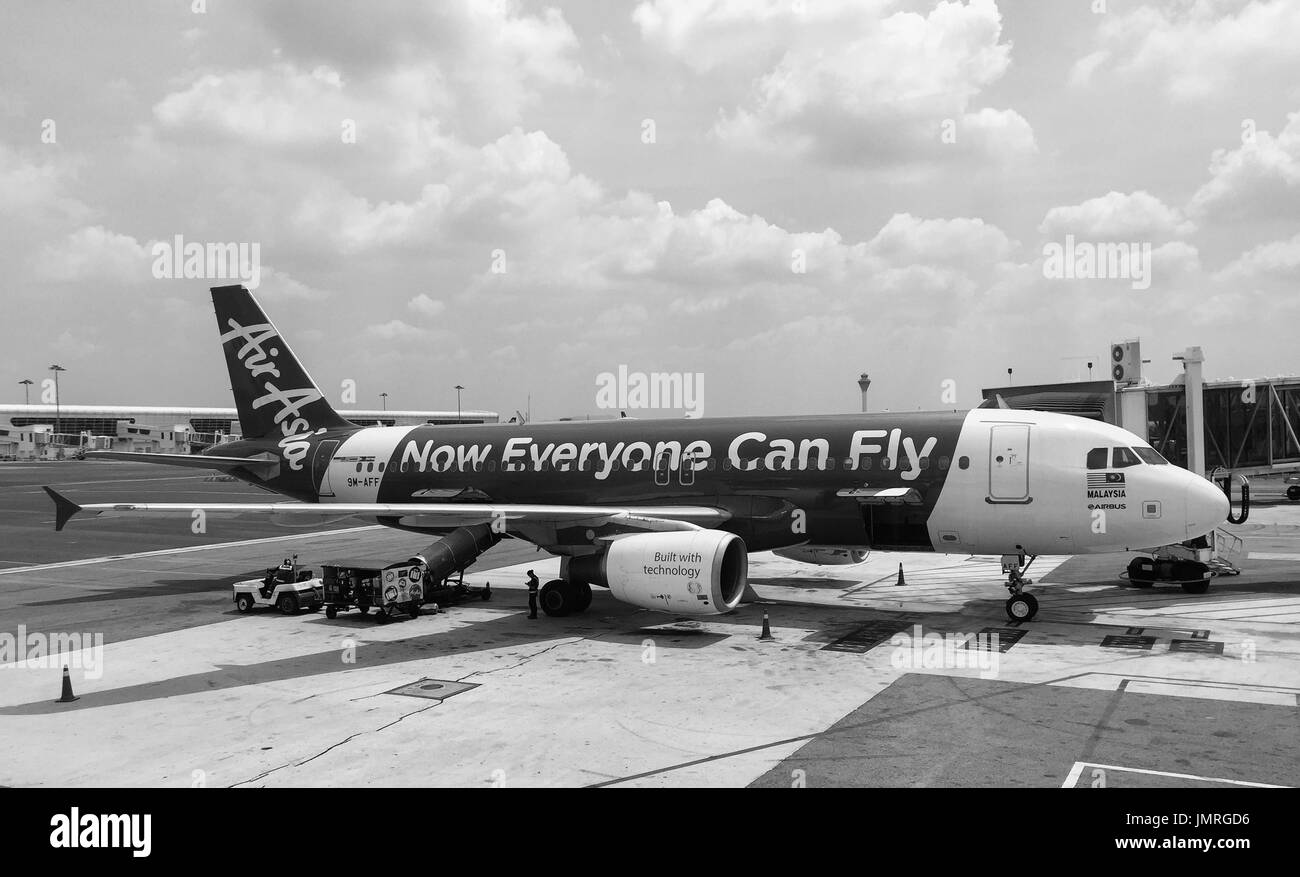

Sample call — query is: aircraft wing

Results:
[83,451,280,478]
[42,487,729,534]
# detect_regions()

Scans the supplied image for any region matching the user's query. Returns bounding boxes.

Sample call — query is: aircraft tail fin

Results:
[210,285,354,439]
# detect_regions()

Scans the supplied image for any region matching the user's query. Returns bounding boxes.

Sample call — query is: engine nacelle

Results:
[773,546,869,565]
[568,530,748,615]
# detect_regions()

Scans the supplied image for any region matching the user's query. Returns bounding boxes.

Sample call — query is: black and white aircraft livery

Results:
[44,285,1229,621]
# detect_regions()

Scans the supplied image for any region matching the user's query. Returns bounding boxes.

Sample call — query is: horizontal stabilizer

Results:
[42,487,81,532]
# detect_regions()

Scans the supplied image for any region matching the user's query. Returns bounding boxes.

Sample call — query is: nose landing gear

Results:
[1002,551,1039,621]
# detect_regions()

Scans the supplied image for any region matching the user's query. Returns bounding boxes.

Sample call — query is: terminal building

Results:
[0,404,499,460]
[981,341,1300,480]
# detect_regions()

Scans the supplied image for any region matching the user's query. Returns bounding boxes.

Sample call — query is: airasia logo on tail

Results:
[219,318,325,470]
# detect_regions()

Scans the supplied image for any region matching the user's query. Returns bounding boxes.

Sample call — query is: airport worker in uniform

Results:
[526,570,540,619]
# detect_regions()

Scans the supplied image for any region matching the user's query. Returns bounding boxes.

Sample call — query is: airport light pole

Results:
[19,379,33,405]
[49,364,66,446]
[454,385,464,424]
[380,392,388,412]
[1007,367,1013,386]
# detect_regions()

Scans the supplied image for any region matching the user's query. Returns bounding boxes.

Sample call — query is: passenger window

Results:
[378,462,385,472]
[1112,446,1141,468]
[1086,447,1108,470]
[958,456,969,470]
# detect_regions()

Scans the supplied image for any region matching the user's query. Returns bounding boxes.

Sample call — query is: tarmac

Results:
[0,461,1296,787]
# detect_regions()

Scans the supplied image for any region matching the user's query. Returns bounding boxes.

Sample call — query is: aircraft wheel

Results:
[1181,580,1210,595]
[569,581,593,613]
[1288,485,1300,502]
[236,594,255,613]
[540,580,570,617]
[277,593,299,615]
[1005,593,1038,621]
[325,605,337,619]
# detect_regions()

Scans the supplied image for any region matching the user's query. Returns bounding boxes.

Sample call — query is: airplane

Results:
[43,284,1230,622]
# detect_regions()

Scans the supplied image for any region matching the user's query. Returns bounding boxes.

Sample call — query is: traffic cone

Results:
[896,563,906,586]
[56,666,78,703]
[759,611,774,641]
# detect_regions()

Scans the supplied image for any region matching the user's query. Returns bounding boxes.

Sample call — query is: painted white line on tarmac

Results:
[1248,552,1300,561]
[1062,761,1286,788]
[0,525,386,577]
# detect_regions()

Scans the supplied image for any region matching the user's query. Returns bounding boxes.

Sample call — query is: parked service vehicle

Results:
[321,559,424,623]
[233,556,323,614]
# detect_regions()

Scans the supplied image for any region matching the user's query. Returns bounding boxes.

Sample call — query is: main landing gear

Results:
[539,579,593,617]
[1002,551,1039,621]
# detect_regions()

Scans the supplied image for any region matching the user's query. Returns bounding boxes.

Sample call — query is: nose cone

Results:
[1185,476,1230,537]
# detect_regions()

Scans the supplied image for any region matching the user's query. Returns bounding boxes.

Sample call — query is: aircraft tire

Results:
[570,581,593,613]
[540,580,570,617]
[1005,593,1038,621]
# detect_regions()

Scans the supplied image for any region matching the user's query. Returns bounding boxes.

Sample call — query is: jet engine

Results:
[773,546,869,565]
[568,530,748,615]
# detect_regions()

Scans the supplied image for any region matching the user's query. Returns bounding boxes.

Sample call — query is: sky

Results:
[2,0,1299,420]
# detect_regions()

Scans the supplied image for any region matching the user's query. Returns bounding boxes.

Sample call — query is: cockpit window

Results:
[1133,446,1168,465]
[1112,446,1142,468]
[1086,447,1108,470]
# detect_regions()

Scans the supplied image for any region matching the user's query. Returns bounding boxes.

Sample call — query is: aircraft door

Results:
[654,447,672,487]
[988,425,1030,501]
[312,439,339,497]
[679,449,696,486]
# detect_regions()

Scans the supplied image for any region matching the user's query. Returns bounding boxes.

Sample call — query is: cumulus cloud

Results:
[1215,232,1300,284]
[32,225,151,283]
[251,1,582,128]
[637,0,1035,166]
[1039,190,1195,240]
[1070,0,1300,100]
[365,319,434,342]
[408,293,446,318]
[1188,112,1300,220]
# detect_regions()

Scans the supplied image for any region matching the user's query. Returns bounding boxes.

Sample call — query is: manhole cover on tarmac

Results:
[1101,635,1157,651]
[1169,639,1225,655]
[385,679,480,701]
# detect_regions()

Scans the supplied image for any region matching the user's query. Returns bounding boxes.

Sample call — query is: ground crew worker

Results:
[526,570,540,619]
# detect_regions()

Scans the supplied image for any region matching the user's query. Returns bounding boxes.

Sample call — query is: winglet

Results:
[43,487,81,532]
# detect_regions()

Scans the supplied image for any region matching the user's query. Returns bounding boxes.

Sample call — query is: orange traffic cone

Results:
[896,563,906,586]
[56,666,78,703]
[759,611,774,641]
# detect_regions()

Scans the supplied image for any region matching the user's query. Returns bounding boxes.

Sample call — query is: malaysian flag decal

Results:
[1087,472,1125,488]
